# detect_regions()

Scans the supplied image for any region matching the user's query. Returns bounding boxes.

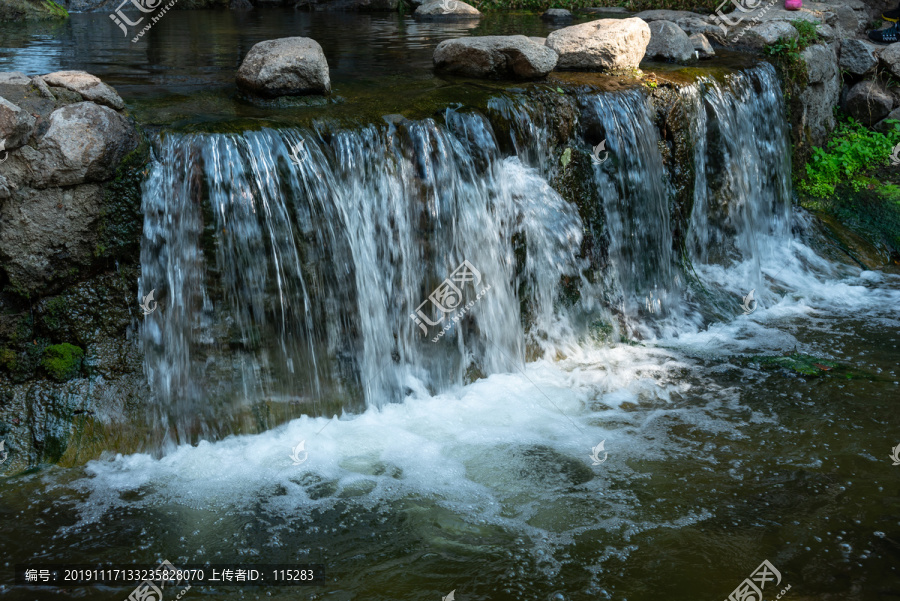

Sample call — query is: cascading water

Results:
[139,64,804,443]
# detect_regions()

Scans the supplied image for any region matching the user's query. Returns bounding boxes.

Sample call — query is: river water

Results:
[1,9,900,601]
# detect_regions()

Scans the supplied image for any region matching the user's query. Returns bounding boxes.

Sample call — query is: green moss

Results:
[41,343,84,382]
[0,348,16,372]
[750,353,840,377]
[95,133,151,262]
[0,0,68,20]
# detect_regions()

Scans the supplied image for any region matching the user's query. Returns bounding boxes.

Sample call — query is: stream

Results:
[1,9,899,601]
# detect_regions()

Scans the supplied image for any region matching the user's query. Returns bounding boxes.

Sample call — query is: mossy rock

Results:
[750,353,839,377]
[0,0,68,20]
[0,348,16,372]
[41,343,84,381]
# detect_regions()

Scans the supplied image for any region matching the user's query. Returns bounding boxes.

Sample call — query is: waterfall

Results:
[139,64,792,442]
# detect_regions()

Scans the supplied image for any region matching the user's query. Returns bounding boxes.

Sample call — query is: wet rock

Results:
[742,21,798,50]
[41,71,125,111]
[231,0,253,8]
[546,17,651,72]
[690,33,715,58]
[0,184,103,295]
[236,37,331,97]
[30,102,139,188]
[0,97,35,149]
[433,35,558,80]
[414,0,480,20]
[879,43,900,80]
[541,8,572,22]
[644,20,694,62]
[839,39,878,76]
[843,80,893,126]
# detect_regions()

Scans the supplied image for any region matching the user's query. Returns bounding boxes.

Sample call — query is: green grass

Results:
[800,117,900,198]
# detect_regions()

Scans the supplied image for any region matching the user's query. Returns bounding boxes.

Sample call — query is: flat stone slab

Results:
[41,71,125,111]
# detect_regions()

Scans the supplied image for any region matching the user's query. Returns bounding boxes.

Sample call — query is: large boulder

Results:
[880,43,900,80]
[236,37,331,98]
[546,18,651,72]
[433,36,558,80]
[644,20,694,62]
[41,71,125,111]
[839,39,878,76]
[414,0,480,19]
[0,97,35,150]
[842,80,893,127]
[29,102,139,188]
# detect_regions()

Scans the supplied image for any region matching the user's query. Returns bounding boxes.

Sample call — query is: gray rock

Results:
[839,38,878,76]
[843,79,893,126]
[546,18,651,72]
[0,185,105,296]
[541,8,572,22]
[579,7,630,14]
[741,21,798,50]
[690,33,715,58]
[830,5,862,37]
[676,17,726,44]
[0,72,31,87]
[798,43,840,146]
[231,0,253,9]
[880,43,900,80]
[634,9,705,21]
[815,23,835,42]
[31,102,139,188]
[874,107,900,133]
[528,37,547,45]
[433,36,558,80]
[41,71,125,111]
[644,20,695,62]
[30,76,55,100]
[414,0,480,19]
[0,97,35,150]
[236,37,331,97]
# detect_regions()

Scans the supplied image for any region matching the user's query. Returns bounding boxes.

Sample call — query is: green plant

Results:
[763,20,821,99]
[43,0,68,17]
[41,343,84,381]
[799,117,900,197]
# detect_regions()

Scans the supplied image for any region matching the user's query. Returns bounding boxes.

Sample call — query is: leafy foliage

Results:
[800,117,900,198]
[762,20,821,100]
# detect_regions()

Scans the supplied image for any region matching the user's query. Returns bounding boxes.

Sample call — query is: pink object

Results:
[784,0,802,10]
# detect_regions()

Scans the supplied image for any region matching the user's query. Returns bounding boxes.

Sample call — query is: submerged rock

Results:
[433,36,558,80]
[843,80,892,126]
[546,17,651,72]
[644,20,694,63]
[414,0,480,20]
[236,37,331,98]
[41,71,125,110]
[541,8,572,22]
